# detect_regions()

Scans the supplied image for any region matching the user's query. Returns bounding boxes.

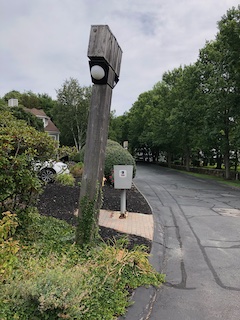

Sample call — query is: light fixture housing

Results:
[89,59,109,85]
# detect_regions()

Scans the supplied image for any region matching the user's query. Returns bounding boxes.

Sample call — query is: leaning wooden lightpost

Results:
[76,25,122,246]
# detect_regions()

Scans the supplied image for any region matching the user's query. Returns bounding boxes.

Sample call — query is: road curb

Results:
[118,286,158,320]
[118,209,166,319]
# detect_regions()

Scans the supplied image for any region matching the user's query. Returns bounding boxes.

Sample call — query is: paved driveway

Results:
[133,163,240,320]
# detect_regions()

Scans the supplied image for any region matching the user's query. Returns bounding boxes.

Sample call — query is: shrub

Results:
[0,233,164,319]
[55,173,75,186]
[173,159,182,165]
[78,148,85,162]
[79,139,136,180]
[0,109,57,226]
[57,145,78,161]
[72,151,82,163]
[0,211,19,282]
[104,140,136,179]
[70,161,84,178]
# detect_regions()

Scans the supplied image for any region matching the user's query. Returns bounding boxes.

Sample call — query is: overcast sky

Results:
[1,0,239,115]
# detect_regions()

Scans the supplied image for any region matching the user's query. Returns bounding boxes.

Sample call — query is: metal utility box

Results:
[114,165,133,189]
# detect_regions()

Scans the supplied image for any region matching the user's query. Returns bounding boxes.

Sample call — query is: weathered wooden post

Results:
[76,25,122,246]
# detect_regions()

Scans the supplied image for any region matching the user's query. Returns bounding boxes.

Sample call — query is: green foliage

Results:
[128,91,157,155]
[55,173,75,186]
[3,90,22,102]
[21,213,75,256]
[0,215,164,319]
[0,211,19,282]
[104,140,136,179]
[19,91,41,109]
[0,109,57,225]
[10,106,44,131]
[3,90,56,119]
[76,184,102,247]
[57,145,78,161]
[54,78,92,149]
[2,5,240,179]
[108,111,129,145]
[70,161,84,178]
[37,93,57,117]
[79,140,136,180]
[120,5,240,177]
[196,6,240,178]
[0,98,5,107]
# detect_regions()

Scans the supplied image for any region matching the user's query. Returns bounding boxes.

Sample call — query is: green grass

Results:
[0,213,165,320]
[181,171,240,188]
[202,164,240,171]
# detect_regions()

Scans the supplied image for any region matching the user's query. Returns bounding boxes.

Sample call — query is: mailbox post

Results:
[114,165,133,218]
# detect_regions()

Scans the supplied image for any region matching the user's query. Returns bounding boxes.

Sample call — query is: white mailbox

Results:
[114,165,133,189]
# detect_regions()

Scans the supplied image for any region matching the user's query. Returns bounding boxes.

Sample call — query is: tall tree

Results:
[108,111,129,145]
[54,78,92,150]
[0,98,5,107]
[127,90,159,160]
[37,93,56,117]
[151,79,178,166]
[3,90,22,103]
[150,65,204,170]
[20,91,40,109]
[197,5,240,178]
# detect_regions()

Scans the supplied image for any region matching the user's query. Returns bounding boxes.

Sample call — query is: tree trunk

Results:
[234,150,238,172]
[167,152,172,168]
[215,153,222,169]
[224,152,230,180]
[223,125,230,180]
[185,148,191,171]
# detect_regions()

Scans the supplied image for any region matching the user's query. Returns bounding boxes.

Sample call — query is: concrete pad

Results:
[99,210,153,240]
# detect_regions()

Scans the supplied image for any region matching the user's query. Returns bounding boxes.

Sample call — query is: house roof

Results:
[25,108,46,117]
[45,118,60,133]
[24,108,60,133]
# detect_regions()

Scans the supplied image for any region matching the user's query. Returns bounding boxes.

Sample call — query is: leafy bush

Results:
[0,109,57,226]
[104,140,136,180]
[55,173,75,186]
[173,159,182,165]
[0,216,164,319]
[0,211,19,282]
[70,161,84,178]
[57,145,78,161]
[79,139,136,180]
[10,106,44,131]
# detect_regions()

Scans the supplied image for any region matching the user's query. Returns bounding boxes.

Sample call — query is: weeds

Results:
[55,173,75,186]
[0,213,165,319]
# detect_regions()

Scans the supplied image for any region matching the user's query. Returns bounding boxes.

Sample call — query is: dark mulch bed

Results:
[37,182,152,251]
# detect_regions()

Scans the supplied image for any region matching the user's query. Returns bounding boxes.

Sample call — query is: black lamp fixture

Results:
[87,26,122,88]
[89,59,109,85]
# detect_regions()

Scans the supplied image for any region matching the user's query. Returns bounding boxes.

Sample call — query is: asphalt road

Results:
[130,163,240,320]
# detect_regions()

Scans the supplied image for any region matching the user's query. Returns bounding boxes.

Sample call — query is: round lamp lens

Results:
[90,65,105,80]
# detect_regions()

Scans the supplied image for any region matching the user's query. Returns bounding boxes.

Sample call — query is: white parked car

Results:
[35,160,70,183]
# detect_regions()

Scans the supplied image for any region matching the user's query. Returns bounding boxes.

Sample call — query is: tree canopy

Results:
[53,78,92,150]
[111,5,240,178]
[1,5,240,180]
